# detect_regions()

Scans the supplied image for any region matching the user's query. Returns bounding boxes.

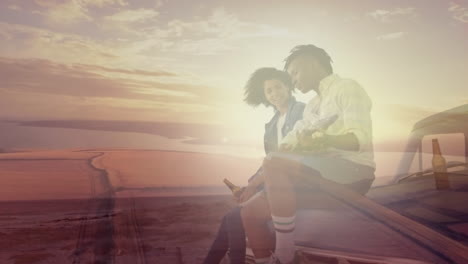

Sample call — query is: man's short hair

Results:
[244,67,293,107]
[284,44,333,74]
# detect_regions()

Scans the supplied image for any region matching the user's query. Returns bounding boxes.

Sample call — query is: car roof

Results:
[412,104,468,135]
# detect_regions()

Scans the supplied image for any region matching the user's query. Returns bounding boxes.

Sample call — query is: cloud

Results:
[82,0,128,7]
[91,7,295,59]
[0,21,239,95]
[3,6,292,62]
[165,8,292,40]
[34,0,91,25]
[0,22,120,64]
[449,2,468,23]
[0,57,223,102]
[0,57,235,123]
[142,8,294,55]
[0,6,294,123]
[104,8,159,23]
[0,57,145,99]
[376,31,407,40]
[34,0,128,8]
[8,4,22,11]
[101,8,160,36]
[73,63,177,77]
[0,87,210,122]
[34,0,128,25]
[368,7,416,23]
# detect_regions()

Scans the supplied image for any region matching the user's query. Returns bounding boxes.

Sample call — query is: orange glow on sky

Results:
[0,0,467,153]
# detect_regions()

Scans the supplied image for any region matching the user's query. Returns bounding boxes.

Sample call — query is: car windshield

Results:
[406,133,468,176]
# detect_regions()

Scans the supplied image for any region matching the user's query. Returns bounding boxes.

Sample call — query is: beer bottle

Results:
[223,178,244,198]
[432,139,450,190]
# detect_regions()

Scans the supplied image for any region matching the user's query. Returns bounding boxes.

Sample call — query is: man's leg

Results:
[263,154,375,263]
[262,156,303,264]
[240,192,274,263]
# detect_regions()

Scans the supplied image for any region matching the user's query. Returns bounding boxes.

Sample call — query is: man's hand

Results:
[297,129,316,145]
[238,184,257,203]
[297,129,329,151]
[297,132,360,152]
[279,143,294,152]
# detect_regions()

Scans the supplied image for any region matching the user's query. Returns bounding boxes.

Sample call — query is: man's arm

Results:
[324,133,359,151]
[295,132,359,152]
[336,81,372,152]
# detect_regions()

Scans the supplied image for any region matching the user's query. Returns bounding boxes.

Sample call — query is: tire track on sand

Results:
[72,152,116,264]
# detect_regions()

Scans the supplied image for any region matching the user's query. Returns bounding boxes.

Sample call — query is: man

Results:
[241,45,375,264]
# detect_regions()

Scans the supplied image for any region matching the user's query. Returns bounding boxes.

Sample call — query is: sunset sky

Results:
[0,0,467,152]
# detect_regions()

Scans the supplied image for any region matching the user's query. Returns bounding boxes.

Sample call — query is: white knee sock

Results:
[272,214,296,263]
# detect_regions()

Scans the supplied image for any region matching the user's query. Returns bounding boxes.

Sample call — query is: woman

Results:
[202,68,305,264]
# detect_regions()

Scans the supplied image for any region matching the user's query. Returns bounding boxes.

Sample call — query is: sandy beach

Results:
[0,149,255,264]
[0,195,235,264]
[3,148,464,264]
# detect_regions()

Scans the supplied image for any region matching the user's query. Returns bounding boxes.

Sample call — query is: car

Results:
[244,104,468,264]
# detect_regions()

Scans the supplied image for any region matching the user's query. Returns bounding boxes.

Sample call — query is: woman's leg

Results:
[225,207,246,264]
[202,212,230,264]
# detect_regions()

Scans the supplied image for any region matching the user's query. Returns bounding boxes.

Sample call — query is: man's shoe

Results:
[266,252,282,264]
[290,252,300,264]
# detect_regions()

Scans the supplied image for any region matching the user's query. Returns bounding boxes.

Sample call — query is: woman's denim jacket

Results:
[249,97,305,182]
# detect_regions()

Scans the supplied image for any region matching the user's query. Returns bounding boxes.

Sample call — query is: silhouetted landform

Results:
[374,138,466,156]
[114,185,230,196]
[0,148,21,153]
[12,120,251,146]
[0,148,259,201]
[9,119,465,154]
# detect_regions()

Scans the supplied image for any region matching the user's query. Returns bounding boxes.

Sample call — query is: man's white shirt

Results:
[281,74,375,170]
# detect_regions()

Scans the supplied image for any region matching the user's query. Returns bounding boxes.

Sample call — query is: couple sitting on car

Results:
[203,44,375,264]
